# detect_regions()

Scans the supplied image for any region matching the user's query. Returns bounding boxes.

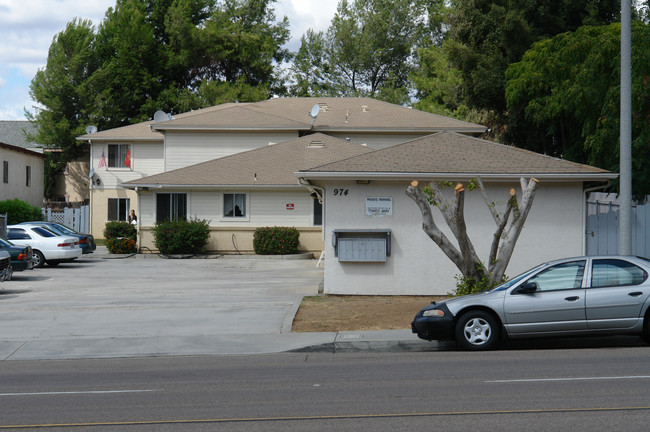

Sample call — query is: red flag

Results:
[125,147,131,168]
[97,148,107,169]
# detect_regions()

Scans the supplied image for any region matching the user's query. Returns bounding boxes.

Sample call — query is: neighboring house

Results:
[77,97,486,239]
[121,134,372,253]
[296,132,617,295]
[0,141,45,207]
[0,120,88,204]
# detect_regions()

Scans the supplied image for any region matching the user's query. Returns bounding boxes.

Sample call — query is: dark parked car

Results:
[19,222,96,254]
[0,249,11,281]
[0,237,34,271]
[412,256,650,350]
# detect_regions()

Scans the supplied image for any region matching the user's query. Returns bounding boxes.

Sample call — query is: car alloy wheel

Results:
[32,250,45,268]
[455,310,499,351]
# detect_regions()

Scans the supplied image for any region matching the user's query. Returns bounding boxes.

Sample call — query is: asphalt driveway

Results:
[0,252,326,360]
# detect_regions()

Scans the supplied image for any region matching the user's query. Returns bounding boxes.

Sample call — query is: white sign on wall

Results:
[365,197,393,217]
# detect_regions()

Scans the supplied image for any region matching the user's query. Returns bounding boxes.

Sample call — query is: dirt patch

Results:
[291,295,449,332]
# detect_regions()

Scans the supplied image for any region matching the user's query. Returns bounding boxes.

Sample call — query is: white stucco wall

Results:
[320,180,585,295]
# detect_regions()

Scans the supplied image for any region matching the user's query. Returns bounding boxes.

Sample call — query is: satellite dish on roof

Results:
[309,104,320,119]
[153,110,168,123]
[85,125,98,134]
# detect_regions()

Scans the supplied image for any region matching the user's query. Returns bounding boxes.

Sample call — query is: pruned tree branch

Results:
[406,181,466,274]
[407,177,539,291]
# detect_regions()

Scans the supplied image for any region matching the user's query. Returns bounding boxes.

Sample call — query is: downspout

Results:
[584,181,611,254]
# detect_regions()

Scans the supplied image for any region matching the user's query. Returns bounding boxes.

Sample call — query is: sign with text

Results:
[286,203,294,210]
[365,197,393,217]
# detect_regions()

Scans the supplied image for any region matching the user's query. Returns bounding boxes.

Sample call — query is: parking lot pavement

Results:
[0,253,330,360]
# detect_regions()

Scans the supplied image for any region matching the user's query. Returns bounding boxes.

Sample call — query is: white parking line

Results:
[0,390,157,396]
[486,375,650,383]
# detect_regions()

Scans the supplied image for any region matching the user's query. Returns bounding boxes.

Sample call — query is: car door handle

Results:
[565,296,580,301]
[628,292,643,297]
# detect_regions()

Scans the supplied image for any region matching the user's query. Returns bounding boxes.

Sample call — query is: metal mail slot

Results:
[332,229,391,262]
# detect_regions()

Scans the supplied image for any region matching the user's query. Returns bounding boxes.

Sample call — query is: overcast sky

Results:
[0,0,339,120]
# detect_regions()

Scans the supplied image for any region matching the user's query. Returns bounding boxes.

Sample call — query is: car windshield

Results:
[490,264,547,292]
[0,237,14,247]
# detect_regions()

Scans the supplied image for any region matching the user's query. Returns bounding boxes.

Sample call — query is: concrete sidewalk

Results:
[0,248,438,360]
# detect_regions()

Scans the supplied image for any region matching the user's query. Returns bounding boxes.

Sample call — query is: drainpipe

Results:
[584,182,611,254]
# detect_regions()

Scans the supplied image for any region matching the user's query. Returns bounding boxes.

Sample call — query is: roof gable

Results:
[298,132,614,180]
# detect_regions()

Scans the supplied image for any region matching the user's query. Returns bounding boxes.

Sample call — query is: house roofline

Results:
[294,171,618,182]
[120,183,304,190]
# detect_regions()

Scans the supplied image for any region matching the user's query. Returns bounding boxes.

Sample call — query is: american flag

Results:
[97,149,107,168]
[125,148,131,168]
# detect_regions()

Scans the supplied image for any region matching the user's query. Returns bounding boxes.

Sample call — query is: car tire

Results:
[455,310,499,351]
[33,250,45,268]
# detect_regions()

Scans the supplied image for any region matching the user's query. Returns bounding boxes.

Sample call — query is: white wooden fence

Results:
[43,205,90,233]
[586,198,650,258]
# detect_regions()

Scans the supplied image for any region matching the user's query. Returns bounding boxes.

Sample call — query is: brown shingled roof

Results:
[122,133,373,187]
[80,97,487,141]
[298,132,615,180]
[153,97,487,133]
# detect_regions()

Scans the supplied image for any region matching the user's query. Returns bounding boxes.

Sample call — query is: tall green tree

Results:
[443,0,620,120]
[505,22,650,198]
[29,0,290,197]
[290,0,432,103]
[27,19,99,197]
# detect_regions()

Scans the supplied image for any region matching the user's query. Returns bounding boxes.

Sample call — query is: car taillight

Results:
[17,253,26,261]
[79,238,87,244]
[57,242,73,247]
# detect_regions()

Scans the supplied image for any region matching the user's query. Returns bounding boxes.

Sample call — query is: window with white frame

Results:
[108,198,130,221]
[223,193,246,217]
[108,144,131,168]
[156,193,187,222]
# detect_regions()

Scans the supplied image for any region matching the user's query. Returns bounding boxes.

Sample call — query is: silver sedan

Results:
[412,256,650,350]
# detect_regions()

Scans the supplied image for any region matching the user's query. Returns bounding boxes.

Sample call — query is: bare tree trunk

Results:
[489,178,539,284]
[406,181,466,275]
[407,177,539,291]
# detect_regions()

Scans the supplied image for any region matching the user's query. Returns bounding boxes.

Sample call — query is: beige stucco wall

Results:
[90,187,138,238]
[0,147,44,207]
[137,226,323,254]
[317,179,586,296]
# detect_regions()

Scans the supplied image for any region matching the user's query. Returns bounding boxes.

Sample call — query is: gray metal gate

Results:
[586,198,650,258]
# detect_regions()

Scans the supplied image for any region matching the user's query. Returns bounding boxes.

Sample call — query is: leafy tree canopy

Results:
[29,0,289,197]
[505,21,650,198]
[289,0,440,104]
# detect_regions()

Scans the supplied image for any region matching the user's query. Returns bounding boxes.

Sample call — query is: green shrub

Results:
[106,237,137,254]
[452,273,506,297]
[153,218,210,254]
[104,221,136,241]
[0,199,43,225]
[253,226,300,255]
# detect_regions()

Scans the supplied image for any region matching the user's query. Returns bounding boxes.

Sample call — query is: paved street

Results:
[2,349,650,430]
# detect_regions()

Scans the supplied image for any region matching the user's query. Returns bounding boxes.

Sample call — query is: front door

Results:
[504,260,588,335]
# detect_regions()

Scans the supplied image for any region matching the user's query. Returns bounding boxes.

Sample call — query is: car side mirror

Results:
[514,281,538,294]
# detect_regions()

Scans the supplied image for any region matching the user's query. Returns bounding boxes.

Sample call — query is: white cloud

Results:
[0,0,339,120]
